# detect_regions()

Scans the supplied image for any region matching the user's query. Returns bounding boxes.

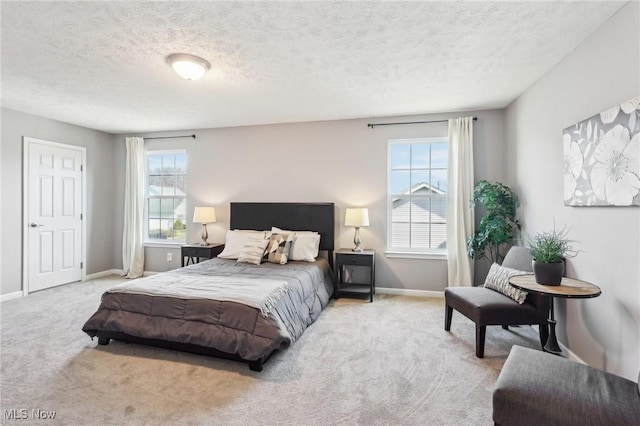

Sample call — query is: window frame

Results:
[386,137,448,259]
[144,149,187,245]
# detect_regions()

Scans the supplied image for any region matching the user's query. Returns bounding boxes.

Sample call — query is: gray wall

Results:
[0,108,118,295]
[119,108,506,290]
[505,2,639,380]
[2,2,635,380]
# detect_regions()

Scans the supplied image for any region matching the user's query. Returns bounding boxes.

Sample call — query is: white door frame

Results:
[22,137,87,296]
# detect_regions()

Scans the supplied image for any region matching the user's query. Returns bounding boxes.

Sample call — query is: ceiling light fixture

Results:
[166,53,210,81]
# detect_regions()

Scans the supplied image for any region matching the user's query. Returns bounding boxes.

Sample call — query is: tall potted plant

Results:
[527,226,578,285]
[467,180,520,265]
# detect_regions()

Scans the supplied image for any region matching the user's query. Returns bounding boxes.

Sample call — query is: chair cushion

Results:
[445,287,547,326]
[493,345,640,426]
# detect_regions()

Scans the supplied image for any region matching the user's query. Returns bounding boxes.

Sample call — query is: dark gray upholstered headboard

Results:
[229,202,335,254]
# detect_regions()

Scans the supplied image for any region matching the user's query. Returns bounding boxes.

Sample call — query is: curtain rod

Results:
[144,134,196,140]
[367,116,477,128]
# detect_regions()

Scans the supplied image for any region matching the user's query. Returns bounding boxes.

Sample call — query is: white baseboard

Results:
[84,269,162,280]
[529,325,587,364]
[3,270,127,302]
[376,287,444,299]
[84,269,124,280]
[4,269,127,301]
[0,291,23,303]
[559,341,586,364]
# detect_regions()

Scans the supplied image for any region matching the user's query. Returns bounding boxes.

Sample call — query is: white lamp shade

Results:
[193,206,216,224]
[345,208,369,227]
[167,54,210,80]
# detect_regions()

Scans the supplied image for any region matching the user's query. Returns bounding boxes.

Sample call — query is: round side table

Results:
[509,275,601,355]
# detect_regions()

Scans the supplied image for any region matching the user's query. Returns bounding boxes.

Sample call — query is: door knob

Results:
[29,223,43,228]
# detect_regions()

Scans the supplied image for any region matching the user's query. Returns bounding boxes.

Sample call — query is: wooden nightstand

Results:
[181,243,224,267]
[335,249,375,302]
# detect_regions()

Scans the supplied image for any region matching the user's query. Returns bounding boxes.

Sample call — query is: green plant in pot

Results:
[527,226,578,285]
[467,180,520,265]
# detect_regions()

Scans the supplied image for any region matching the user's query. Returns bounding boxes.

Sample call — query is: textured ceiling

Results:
[1,1,626,134]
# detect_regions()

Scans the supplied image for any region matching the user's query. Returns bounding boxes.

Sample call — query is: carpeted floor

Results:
[0,276,543,425]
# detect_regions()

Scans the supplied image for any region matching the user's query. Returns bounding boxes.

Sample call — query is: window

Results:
[145,150,187,242]
[387,138,448,256]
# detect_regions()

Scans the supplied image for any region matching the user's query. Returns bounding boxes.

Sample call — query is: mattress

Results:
[82,257,334,361]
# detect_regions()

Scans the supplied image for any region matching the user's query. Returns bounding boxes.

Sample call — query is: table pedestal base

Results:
[508,275,601,357]
[543,298,562,355]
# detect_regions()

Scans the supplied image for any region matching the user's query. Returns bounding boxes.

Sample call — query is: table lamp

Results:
[193,206,216,246]
[345,207,369,252]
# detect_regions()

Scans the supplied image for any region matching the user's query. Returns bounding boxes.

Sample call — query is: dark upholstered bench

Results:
[493,345,640,426]
[444,246,549,357]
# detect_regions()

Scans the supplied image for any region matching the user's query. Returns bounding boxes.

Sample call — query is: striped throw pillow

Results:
[237,238,269,265]
[483,263,531,304]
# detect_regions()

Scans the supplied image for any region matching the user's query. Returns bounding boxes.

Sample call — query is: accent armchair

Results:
[444,246,549,357]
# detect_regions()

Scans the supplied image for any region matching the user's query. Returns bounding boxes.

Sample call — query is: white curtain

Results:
[446,117,475,286]
[122,137,145,278]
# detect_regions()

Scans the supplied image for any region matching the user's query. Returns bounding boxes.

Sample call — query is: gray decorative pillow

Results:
[237,238,269,265]
[483,263,531,304]
[264,233,294,265]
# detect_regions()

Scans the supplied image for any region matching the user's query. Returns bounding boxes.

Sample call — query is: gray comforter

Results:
[82,258,334,361]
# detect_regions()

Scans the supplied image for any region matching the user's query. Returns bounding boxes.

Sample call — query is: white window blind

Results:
[387,138,448,255]
[145,150,187,242]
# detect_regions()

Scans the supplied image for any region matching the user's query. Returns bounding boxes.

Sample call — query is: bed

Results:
[82,202,335,371]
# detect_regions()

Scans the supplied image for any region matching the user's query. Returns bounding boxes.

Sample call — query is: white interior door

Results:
[25,138,84,293]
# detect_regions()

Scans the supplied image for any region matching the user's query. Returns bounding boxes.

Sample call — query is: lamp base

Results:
[199,223,209,246]
[352,227,363,252]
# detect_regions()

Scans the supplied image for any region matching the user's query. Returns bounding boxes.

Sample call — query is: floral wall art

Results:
[563,96,640,206]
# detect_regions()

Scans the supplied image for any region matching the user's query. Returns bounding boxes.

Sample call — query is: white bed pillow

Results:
[233,229,267,236]
[218,230,268,259]
[271,227,320,262]
[292,233,321,261]
[271,227,317,236]
[236,238,269,265]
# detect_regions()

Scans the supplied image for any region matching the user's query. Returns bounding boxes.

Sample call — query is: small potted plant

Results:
[527,226,578,285]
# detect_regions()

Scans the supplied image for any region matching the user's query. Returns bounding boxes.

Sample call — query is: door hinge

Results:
[80,213,83,220]
[80,165,83,172]
[80,262,83,269]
